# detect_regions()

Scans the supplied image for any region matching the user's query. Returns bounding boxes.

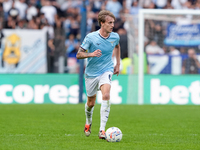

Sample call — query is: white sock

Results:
[85,103,94,124]
[100,100,110,131]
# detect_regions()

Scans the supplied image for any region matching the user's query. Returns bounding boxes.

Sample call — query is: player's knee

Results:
[88,101,95,108]
[102,93,110,100]
[87,97,95,108]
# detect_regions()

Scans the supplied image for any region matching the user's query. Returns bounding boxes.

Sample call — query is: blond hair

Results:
[98,10,116,27]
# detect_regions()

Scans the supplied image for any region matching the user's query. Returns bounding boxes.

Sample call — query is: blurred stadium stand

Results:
[0,0,200,74]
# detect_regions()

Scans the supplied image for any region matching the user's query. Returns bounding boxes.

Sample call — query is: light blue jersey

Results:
[80,30,120,78]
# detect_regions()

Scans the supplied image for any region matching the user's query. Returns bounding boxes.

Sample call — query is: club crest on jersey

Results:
[110,41,115,46]
[82,40,86,46]
[82,36,89,46]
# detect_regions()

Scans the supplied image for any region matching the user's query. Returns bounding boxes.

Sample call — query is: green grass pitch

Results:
[0,104,200,150]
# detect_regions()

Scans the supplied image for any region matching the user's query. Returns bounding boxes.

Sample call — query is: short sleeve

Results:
[80,35,91,50]
[115,34,120,46]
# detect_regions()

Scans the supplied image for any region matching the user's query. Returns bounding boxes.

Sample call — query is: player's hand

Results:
[114,64,120,76]
[92,49,102,57]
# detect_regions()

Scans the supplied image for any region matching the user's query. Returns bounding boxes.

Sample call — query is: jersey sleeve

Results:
[115,33,120,46]
[80,34,91,50]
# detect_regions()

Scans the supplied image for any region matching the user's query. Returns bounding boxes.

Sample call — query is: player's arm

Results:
[76,47,102,59]
[114,43,121,76]
[115,43,121,65]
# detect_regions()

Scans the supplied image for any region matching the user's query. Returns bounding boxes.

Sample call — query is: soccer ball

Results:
[105,127,122,142]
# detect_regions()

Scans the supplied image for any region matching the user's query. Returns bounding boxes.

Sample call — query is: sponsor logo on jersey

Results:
[96,43,101,45]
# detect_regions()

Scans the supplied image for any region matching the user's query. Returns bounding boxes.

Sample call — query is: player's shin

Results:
[100,100,110,131]
[85,103,94,124]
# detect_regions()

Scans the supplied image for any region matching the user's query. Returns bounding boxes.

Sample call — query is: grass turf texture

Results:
[0,104,200,150]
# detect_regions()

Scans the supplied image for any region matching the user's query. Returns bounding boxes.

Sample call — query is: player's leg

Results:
[84,95,96,137]
[85,95,96,124]
[84,77,98,137]
[99,83,111,139]
[98,72,112,139]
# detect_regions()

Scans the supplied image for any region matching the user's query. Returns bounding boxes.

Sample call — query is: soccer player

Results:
[76,10,121,139]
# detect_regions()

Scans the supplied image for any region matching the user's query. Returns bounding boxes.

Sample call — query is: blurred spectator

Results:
[141,0,153,8]
[145,19,166,46]
[4,16,14,29]
[171,0,187,9]
[56,0,65,7]
[69,14,80,37]
[51,0,64,17]
[89,0,103,13]
[41,22,54,39]
[27,16,38,29]
[124,0,134,10]
[143,1,155,9]
[129,0,141,15]
[183,1,193,9]
[169,46,180,55]
[0,2,4,21]
[180,47,187,54]
[16,19,26,29]
[8,1,19,21]
[40,0,57,25]
[60,0,81,12]
[165,1,174,9]
[0,25,4,50]
[3,0,12,20]
[39,12,48,25]
[117,28,128,59]
[26,1,38,21]
[65,34,79,57]
[63,14,72,37]
[40,12,54,39]
[145,40,164,54]
[154,0,167,9]
[86,7,94,33]
[145,20,155,42]
[161,46,168,54]
[91,11,100,32]
[47,38,55,73]
[106,0,122,18]
[182,48,200,74]
[15,0,27,20]
[113,17,125,32]
[195,0,200,9]
[53,16,66,73]
[149,1,156,9]
[154,21,165,46]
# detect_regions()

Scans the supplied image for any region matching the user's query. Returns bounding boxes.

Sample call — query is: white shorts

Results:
[85,71,113,97]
